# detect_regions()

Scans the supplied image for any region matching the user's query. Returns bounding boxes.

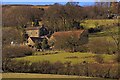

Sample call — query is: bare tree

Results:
[2,27,23,46]
[2,6,44,27]
[107,25,119,54]
[43,3,83,32]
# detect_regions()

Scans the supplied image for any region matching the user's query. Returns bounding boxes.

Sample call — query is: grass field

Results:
[2,73,118,80]
[15,52,116,64]
[80,19,118,28]
[2,73,80,78]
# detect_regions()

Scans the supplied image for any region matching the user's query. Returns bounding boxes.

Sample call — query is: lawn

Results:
[15,52,116,64]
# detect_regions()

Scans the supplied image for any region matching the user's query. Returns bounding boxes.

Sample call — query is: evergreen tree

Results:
[41,38,49,50]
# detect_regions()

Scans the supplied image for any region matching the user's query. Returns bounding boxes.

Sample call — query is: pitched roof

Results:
[29,36,47,42]
[51,30,85,38]
[29,37,42,43]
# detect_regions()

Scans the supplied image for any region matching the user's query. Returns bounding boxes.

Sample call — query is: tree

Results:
[50,33,86,52]
[43,4,65,31]
[41,38,49,50]
[43,3,83,32]
[39,26,49,36]
[64,61,72,75]
[94,2,111,19]
[2,45,33,58]
[65,35,80,52]
[107,25,120,54]
[88,37,117,54]
[2,6,44,27]
[110,2,119,14]
[82,2,111,19]
[34,41,41,49]
[64,3,83,30]
[2,27,23,46]
[66,2,79,6]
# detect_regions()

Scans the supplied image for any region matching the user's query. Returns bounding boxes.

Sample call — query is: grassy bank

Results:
[15,52,116,64]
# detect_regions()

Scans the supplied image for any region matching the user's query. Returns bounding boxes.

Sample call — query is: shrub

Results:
[2,45,33,58]
[72,64,81,75]
[75,45,88,52]
[88,26,103,33]
[30,61,53,74]
[3,60,119,79]
[64,61,72,75]
[52,61,65,74]
[88,38,117,54]
[41,38,49,50]
[109,64,119,79]
[3,59,31,73]
[2,58,12,72]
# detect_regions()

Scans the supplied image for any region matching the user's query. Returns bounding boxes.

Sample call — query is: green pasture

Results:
[89,36,115,41]
[80,19,118,28]
[89,26,118,37]
[15,52,116,64]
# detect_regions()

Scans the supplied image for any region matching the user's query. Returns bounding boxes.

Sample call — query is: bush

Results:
[2,45,33,58]
[31,61,53,74]
[88,26,103,33]
[88,38,117,54]
[75,45,88,52]
[3,60,119,79]
[3,59,31,73]
[53,61,65,74]
[109,64,119,79]
[41,38,49,50]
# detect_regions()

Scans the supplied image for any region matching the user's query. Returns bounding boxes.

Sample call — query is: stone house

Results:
[25,26,48,47]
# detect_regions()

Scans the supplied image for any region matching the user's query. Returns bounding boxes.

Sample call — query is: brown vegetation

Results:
[2,45,33,58]
[2,60,119,79]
